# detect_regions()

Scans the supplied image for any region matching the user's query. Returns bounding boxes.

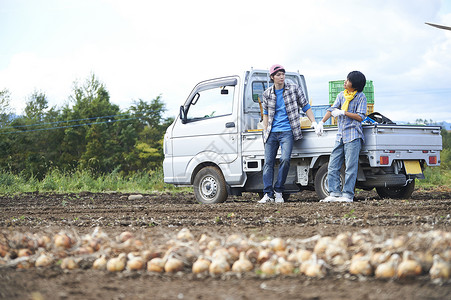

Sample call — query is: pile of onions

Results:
[0,227,450,281]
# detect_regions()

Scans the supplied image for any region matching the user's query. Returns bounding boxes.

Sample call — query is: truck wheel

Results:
[376,180,415,199]
[193,166,228,204]
[314,163,344,200]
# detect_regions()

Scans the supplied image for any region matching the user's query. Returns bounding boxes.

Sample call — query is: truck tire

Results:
[375,180,415,199]
[314,163,344,200]
[193,166,228,204]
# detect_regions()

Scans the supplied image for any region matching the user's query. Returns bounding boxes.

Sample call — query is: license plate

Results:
[404,160,422,175]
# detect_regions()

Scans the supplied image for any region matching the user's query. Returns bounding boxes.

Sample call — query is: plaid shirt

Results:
[262,83,309,143]
[328,91,367,143]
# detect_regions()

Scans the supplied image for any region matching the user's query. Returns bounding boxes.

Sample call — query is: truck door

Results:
[171,76,239,184]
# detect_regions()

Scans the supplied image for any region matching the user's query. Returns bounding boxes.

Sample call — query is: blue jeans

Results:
[328,138,362,199]
[263,131,294,197]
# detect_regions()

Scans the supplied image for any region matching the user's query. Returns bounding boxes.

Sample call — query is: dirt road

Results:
[1,188,450,299]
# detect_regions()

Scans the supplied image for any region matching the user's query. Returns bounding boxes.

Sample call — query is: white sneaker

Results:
[319,195,340,203]
[274,192,284,203]
[258,194,274,203]
[336,196,353,203]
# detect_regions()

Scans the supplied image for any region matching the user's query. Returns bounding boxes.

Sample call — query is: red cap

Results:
[270,64,285,76]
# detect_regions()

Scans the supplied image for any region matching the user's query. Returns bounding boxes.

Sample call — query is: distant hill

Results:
[437,121,451,130]
[395,120,451,130]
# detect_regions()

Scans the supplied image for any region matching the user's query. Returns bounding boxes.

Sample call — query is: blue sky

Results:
[1,0,450,122]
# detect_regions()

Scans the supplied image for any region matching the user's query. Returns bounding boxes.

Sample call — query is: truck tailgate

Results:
[363,125,442,151]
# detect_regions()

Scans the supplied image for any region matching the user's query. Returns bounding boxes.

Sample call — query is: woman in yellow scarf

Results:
[317,71,368,203]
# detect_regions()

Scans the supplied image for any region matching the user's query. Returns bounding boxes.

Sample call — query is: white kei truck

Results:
[162,69,443,204]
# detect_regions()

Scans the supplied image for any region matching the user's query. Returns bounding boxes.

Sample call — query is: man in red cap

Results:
[258,64,319,203]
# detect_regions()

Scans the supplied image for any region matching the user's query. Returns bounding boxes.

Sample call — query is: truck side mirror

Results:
[180,106,187,124]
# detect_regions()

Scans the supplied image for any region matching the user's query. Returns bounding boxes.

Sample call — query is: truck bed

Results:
[242,124,442,167]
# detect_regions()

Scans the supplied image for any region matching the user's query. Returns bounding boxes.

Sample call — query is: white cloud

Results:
[0,0,450,122]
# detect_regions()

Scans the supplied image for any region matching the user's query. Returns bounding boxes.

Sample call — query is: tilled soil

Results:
[0,187,450,300]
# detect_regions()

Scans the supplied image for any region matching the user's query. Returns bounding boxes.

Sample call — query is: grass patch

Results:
[0,167,190,194]
[0,160,448,195]
[416,166,451,188]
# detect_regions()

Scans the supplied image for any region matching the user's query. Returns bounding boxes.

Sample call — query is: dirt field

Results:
[1,187,450,300]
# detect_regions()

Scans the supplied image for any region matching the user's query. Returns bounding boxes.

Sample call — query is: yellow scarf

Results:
[341,89,357,112]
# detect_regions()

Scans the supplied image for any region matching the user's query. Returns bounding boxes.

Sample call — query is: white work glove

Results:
[315,121,324,136]
[331,109,345,117]
[311,121,323,136]
[311,121,317,130]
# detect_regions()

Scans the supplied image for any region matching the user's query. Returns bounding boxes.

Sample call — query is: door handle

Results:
[225,122,235,128]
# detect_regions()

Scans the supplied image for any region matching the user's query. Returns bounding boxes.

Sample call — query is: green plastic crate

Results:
[329,80,374,104]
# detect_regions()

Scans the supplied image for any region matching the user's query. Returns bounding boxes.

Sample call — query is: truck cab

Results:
[163,69,308,203]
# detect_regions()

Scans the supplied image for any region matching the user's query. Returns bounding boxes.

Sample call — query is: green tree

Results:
[0,75,174,180]
[61,74,120,173]
[441,129,450,149]
[440,129,451,169]
[24,90,48,121]
[0,89,14,173]
[122,96,171,171]
[0,89,13,127]
[3,91,62,179]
